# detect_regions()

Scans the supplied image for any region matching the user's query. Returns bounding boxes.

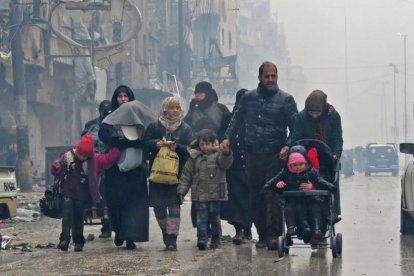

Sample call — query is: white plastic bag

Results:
[117,148,143,172]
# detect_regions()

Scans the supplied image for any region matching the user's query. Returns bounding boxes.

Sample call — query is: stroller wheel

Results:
[331,235,339,258]
[277,236,284,258]
[337,233,343,254]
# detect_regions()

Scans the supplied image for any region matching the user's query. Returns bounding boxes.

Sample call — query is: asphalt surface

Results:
[1,174,414,275]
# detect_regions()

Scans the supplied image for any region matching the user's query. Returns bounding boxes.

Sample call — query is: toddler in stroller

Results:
[262,144,336,246]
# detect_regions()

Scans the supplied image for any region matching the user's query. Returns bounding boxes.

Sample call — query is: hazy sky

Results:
[271,0,414,148]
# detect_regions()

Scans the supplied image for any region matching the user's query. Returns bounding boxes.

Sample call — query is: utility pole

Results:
[389,63,398,142]
[114,21,122,85]
[10,0,32,192]
[178,0,184,83]
[398,33,408,143]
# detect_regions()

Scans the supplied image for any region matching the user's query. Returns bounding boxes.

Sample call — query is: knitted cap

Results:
[305,90,327,112]
[194,81,213,95]
[76,134,94,157]
[288,152,307,167]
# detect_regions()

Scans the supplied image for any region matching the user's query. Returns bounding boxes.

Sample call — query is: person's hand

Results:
[279,146,289,160]
[276,181,286,189]
[220,139,230,150]
[220,140,230,155]
[177,194,184,205]
[156,140,167,149]
[169,142,177,152]
[52,160,61,170]
[299,182,313,190]
[327,183,336,192]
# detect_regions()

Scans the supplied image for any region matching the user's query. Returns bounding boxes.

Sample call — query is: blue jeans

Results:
[195,201,221,240]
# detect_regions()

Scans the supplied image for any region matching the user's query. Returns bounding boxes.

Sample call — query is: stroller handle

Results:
[282,190,331,197]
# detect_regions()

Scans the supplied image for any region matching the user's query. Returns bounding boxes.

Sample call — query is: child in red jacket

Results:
[51,135,121,252]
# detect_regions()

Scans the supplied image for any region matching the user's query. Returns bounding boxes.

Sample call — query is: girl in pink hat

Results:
[262,146,335,246]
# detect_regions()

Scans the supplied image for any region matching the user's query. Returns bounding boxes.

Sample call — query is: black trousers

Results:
[245,153,284,239]
[60,197,86,245]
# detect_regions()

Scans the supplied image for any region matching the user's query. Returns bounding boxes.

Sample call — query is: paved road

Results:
[1,174,413,275]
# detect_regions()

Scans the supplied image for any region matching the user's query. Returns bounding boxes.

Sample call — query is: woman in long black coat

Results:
[99,86,154,250]
[221,89,252,244]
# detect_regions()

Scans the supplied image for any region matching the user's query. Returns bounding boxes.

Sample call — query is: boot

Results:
[210,235,220,249]
[311,218,323,248]
[99,219,112,239]
[243,228,252,240]
[267,236,278,251]
[126,240,136,250]
[166,234,177,251]
[114,232,124,247]
[233,227,243,245]
[74,243,83,252]
[162,230,168,247]
[255,235,267,249]
[197,235,207,250]
[301,220,312,244]
[57,240,69,252]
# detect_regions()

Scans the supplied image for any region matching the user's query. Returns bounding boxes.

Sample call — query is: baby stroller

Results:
[277,139,343,258]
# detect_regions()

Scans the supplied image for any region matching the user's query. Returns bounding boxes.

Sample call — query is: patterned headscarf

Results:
[158,97,184,133]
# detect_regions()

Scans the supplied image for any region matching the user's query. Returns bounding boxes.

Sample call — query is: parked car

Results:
[399,143,414,234]
[365,143,399,176]
[0,166,17,219]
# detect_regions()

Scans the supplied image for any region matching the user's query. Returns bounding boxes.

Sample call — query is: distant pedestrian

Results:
[51,135,121,252]
[178,129,233,250]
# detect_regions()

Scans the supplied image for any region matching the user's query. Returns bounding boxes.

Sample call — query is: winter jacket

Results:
[262,165,335,194]
[291,105,343,157]
[144,121,194,178]
[224,83,298,154]
[178,147,233,202]
[51,147,121,204]
[184,99,230,139]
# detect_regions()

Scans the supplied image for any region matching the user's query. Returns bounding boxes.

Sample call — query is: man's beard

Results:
[264,82,277,92]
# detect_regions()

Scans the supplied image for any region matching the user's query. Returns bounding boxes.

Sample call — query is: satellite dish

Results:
[49,0,142,51]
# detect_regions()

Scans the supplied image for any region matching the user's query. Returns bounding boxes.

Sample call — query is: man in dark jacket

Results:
[220,61,298,250]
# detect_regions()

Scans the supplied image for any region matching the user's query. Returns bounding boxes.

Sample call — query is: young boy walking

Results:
[178,129,233,250]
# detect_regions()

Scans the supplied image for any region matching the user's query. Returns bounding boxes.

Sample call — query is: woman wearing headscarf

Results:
[99,86,155,250]
[220,89,252,244]
[184,81,230,140]
[291,89,343,221]
[110,85,136,111]
[143,97,193,250]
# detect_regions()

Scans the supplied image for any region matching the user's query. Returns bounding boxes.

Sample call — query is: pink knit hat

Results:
[288,152,307,167]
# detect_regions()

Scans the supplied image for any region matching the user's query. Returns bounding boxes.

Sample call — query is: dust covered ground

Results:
[0,193,239,276]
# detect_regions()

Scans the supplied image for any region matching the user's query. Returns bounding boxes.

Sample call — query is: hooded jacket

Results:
[178,147,233,202]
[224,83,298,154]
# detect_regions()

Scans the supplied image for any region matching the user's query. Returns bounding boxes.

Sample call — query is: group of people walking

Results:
[51,61,343,253]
